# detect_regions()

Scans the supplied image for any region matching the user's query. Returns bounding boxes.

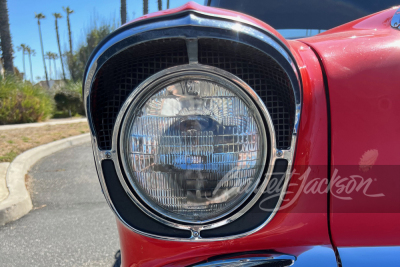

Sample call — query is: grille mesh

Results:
[198,39,295,149]
[91,39,189,150]
[90,38,295,150]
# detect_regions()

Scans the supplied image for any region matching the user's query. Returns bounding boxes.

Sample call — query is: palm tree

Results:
[121,0,127,25]
[0,0,15,74]
[17,44,28,79]
[53,13,66,80]
[157,0,162,11]
[35,13,49,86]
[62,7,74,55]
[143,0,149,15]
[26,46,35,83]
[167,0,170,9]
[45,51,53,80]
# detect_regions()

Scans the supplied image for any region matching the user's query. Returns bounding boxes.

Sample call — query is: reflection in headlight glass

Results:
[126,79,266,223]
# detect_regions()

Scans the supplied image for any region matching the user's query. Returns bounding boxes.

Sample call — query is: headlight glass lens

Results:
[122,76,267,223]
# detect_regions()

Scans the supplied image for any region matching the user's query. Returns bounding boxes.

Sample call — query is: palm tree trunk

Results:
[48,57,52,80]
[37,21,49,86]
[66,11,75,81]
[22,50,26,80]
[67,14,73,54]
[121,0,127,25]
[53,59,57,80]
[157,0,162,11]
[55,19,66,80]
[143,0,149,15]
[0,0,15,74]
[28,52,33,83]
[167,0,170,9]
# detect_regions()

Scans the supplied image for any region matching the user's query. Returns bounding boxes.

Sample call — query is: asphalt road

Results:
[0,142,120,267]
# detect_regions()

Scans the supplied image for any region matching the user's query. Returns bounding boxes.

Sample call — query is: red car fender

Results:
[301,7,400,247]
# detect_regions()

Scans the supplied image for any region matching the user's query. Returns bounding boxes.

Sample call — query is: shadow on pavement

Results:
[112,250,121,267]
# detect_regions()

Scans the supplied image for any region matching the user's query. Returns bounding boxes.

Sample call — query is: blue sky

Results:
[9,0,203,82]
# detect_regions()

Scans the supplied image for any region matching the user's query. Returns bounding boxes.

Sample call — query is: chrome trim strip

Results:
[115,65,271,231]
[391,7,400,29]
[192,255,295,267]
[84,9,302,241]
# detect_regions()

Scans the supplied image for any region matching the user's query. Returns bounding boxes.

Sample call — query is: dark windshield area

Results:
[207,0,399,30]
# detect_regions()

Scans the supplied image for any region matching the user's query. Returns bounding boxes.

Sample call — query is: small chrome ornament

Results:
[192,231,200,238]
[391,7,400,29]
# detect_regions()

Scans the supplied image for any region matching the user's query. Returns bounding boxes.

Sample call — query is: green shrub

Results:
[54,81,85,117]
[0,75,53,124]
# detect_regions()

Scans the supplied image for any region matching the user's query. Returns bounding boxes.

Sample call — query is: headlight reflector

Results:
[120,74,268,223]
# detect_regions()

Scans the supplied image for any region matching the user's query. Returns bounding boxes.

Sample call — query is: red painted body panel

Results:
[301,8,400,247]
[117,38,331,266]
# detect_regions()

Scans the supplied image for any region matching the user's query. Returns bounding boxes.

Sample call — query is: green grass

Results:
[0,151,18,162]
[22,136,30,142]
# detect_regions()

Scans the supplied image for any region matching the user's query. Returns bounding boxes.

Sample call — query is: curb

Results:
[0,118,87,131]
[0,133,91,226]
[0,163,10,202]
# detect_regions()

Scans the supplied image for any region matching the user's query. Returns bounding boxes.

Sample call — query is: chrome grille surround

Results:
[83,10,302,241]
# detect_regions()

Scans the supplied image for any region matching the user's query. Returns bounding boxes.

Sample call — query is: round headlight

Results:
[120,72,268,223]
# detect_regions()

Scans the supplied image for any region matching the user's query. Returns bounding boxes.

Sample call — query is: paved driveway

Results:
[0,143,120,266]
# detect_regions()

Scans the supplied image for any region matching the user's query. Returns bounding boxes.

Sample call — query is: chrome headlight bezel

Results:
[113,64,276,231]
[118,68,270,224]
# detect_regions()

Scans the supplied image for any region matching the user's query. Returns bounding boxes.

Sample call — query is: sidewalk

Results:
[0,117,87,131]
